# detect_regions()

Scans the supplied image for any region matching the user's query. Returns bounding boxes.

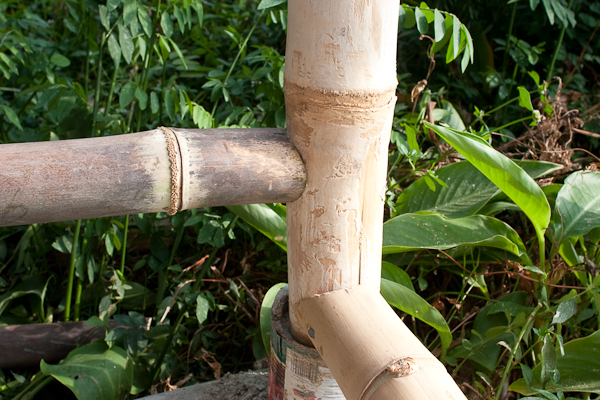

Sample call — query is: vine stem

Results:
[64,219,82,322]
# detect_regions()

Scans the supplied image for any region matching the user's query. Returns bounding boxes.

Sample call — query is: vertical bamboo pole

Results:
[285,0,400,346]
[282,4,469,398]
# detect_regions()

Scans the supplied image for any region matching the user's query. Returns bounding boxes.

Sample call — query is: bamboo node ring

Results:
[360,357,420,400]
[159,126,181,215]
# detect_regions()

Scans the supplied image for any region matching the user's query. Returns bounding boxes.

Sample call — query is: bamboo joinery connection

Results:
[0,128,305,227]
[281,1,469,399]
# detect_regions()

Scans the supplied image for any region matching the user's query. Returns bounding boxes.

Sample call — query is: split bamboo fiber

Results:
[0,128,305,227]
[294,285,467,400]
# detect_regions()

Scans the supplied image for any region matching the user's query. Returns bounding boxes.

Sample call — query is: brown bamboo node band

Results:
[159,126,181,215]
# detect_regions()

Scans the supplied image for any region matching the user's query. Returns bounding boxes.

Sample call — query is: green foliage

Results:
[449,292,532,372]
[381,278,452,353]
[40,342,133,400]
[259,282,287,357]
[399,3,474,72]
[1,0,600,398]
[226,204,288,251]
[510,330,600,394]
[393,160,561,218]
[552,171,600,245]
[424,122,551,240]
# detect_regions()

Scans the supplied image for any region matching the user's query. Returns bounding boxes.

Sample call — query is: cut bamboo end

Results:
[294,285,468,400]
[0,128,305,227]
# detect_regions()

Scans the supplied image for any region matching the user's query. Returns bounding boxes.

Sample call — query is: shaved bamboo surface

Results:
[284,0,400,346]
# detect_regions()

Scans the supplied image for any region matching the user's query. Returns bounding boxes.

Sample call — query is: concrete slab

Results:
[140,370,268,400]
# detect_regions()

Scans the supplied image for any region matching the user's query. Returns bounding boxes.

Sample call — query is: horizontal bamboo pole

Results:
[0,128,305,227]
[294,285,467,400]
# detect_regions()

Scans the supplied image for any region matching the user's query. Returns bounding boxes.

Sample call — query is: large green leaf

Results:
[40,342,133,400]
[553,171,600,245]
[440,100,466,131]
[383,213,527,258]
[382,261,414,292]
[226,204,287,251]
[395,160,561,219]
[259,283,287,357]
[380,278,452,354]
[425,122,551,237]
[509,330,600,395]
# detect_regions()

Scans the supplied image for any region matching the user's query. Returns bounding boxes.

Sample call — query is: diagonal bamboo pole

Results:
[0,128,305,227]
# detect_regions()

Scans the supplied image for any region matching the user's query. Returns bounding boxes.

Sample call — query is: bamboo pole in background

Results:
[0,128,305,227]
[0,321,121,368]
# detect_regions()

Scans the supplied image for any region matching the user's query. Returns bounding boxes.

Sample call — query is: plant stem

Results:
[494,115,533,132]
[537,229,546,274]
[501,0,518,80]
[546,0,574,83]
[167,220,186,271]
[137,0,162,125]
[494,303,542,400]
[502,63,519,123]
[12,373,49,400]
[74,278,83,321]
[156,270,167,310]
[84,14,91,97]
[64,219,82,322]
[211,10,265,118]
[91,38,105,137]
[21,376,53,400]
